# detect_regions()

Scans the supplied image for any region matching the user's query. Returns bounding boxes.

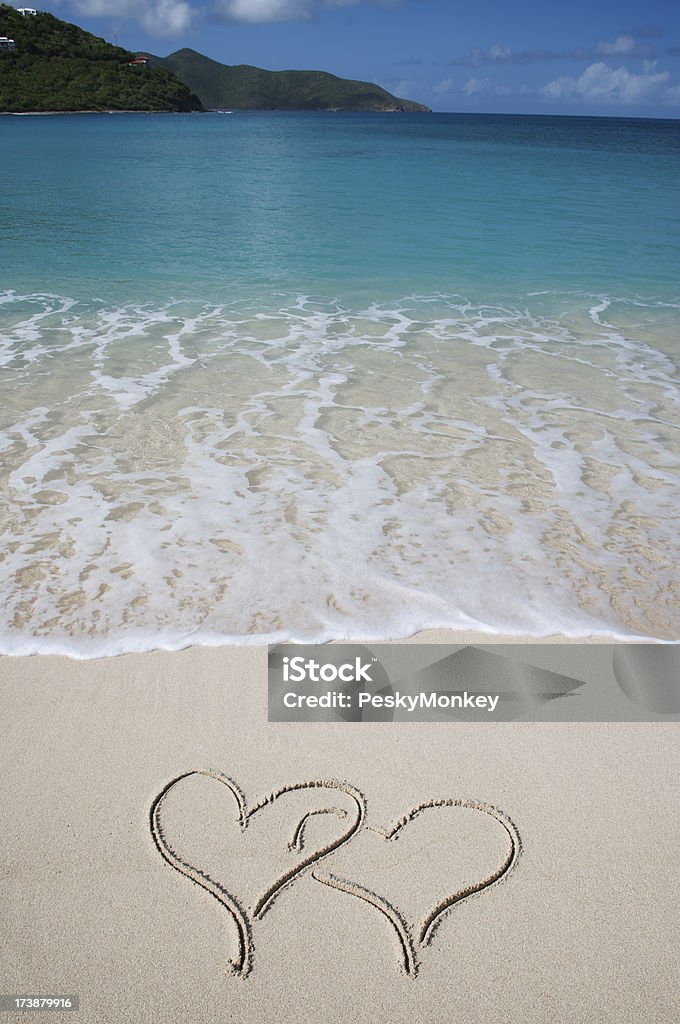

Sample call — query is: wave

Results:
[0,289,678,654]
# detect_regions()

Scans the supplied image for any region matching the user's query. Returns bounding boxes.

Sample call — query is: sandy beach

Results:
[2,635,678,1023]
[2,91,679,1024]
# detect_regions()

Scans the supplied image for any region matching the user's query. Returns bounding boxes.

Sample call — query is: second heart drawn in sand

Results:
[312,799,521,977]
[150,770,367,977]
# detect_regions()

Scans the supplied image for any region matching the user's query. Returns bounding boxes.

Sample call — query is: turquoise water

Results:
[2,112,679,301]
[0,112,679,652]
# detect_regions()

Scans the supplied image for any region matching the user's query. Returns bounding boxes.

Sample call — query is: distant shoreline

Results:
[1,107,428,116]
[2,109,677,120]
[1,109,194,115]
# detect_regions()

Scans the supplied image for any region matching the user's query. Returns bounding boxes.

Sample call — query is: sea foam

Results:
[0,290,678,655]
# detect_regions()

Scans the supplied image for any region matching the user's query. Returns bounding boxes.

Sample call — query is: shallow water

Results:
[0,113,678,652]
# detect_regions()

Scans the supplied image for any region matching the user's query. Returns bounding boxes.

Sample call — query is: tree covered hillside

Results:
[156,48,431,112]
[0,6,202,112]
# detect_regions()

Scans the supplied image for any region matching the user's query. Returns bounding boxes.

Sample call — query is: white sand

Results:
[1,639,678,1023]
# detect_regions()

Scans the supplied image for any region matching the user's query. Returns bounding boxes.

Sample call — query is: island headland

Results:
[0,6,430,114]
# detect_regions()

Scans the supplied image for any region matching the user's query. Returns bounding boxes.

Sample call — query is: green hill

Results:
[0,6,203,112]
[154,48,430,112]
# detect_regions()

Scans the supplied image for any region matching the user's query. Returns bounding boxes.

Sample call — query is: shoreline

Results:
[2,287,676,652]
[0,107,426,116]
[0,627,656,662]
[2,95,678,1023]
[1,109,200,116]
[2,109,680,120]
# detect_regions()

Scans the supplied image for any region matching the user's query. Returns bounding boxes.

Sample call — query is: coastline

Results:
[1,107,678,1021]
[1,108,426,115]
[0,109,199,115]
[0,627,655,660]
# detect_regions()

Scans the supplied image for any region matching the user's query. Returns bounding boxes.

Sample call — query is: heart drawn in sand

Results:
[312,799,521,977]
[150,770,366,976]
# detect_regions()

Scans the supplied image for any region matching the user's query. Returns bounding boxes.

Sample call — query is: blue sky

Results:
[16,1,680,115]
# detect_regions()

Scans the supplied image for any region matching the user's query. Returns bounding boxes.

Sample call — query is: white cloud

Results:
[148,0,195,34]
[461,43,512,67]
[460,76,514,98]
[213,0,401,21]
[594,34,653,58]
[595,35,637,56]
[542,61,670,104]
[68,0,402,32]
[72,0,195,36]
[389,78,418,97]
[462,76,491,96]
[71,0,121,13]
[432,77,453,95]
[216,0,315,20]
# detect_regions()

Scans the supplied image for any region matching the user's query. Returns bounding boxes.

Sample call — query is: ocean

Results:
[0,111,678,654]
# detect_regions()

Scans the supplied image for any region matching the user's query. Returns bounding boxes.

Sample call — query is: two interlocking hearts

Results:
[150,770,521,978]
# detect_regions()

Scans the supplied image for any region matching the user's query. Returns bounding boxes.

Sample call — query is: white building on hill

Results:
[17,8,39,15]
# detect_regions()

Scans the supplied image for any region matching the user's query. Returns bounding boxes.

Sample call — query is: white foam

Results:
[0,289,678,655]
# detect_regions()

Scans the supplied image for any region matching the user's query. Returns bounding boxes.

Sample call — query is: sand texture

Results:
[1,642,679,1023]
